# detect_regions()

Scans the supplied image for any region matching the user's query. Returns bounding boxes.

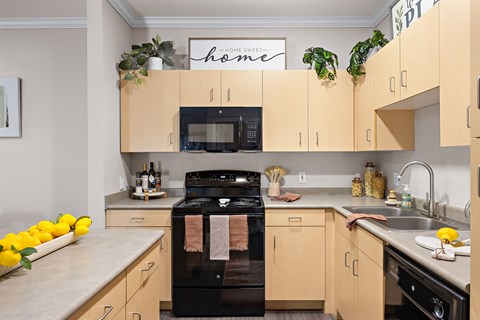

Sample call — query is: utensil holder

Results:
[268,182,280,197]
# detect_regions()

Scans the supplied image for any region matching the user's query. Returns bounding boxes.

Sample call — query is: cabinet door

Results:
[471,138,480,320]
[334,231,354,320]
[353,250,384,320]
[221,70,262,106]
[126,268,161,320]
[376,110,415,151]
[308,70,354,151]
[470,0,480,138]
[265,226,325,300]
[263,70,309,151]
[159,227,172,301]
[355,59,376,151]
[180,70,221,106]
[400,4,440,100]
[440,0,470,146]
[374,39,401,109]
[121,71,180,152]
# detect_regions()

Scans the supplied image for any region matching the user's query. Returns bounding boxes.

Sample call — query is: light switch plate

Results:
[120,176,125,191]
[299,172,306,183]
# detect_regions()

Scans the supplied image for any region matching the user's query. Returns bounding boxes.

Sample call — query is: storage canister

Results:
[364,162,376,197]
[352,175,363,197]
[372,173,385,199]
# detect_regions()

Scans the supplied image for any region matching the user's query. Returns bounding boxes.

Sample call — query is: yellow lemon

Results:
[74,225,89,236]
[0,239,8,251]
[53,222,70,237]
[31,237,41,246]
[76,217,92,228]
[4,233,16,239]
[0,250,21,267]
[34,232,53,243]
[28,226,40,236]
[59,214,77,227]
[0,237,21,251]
[17,231,31,238]
[37,221,54,233]
[436,227,459,244]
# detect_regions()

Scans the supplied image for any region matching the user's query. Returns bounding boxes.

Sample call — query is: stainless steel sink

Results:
[369,216,458,231]
[343,206,423,217]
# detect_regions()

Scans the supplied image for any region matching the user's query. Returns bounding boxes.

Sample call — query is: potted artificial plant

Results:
[118,34,176,85]
[347,30,389,83]
[303,47,339,80]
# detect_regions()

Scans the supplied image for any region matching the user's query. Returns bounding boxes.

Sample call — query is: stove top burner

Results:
[176,197,262,209]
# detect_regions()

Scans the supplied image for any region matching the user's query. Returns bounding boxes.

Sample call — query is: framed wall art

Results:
[391,0,440,38]
[0,77,21,138]
[189,38,286,70]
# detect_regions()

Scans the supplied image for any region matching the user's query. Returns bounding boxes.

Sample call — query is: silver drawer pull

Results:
[210,88,214,102]
[133,312,142,320]
[227,88,231,102]
[130,217,145,223]
[344,252,350,268]
[353,259,359,277]
[401,70,407,88]
[288,216,302,222]
[141,261,155,272]
[389,76,395,93]
[99,305,114,320]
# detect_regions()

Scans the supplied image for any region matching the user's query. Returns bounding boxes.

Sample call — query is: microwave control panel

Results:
[243,120,260,145]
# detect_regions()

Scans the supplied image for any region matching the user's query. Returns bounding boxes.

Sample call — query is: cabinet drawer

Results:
[106,210,171,227]
[126,242,161,301]
[266,209,325,227]
[355,227,383,267]
[334,212,351,241]
[69,272,126,320]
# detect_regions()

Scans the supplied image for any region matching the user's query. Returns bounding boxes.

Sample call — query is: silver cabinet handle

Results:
[169,132,173,145]
[227,88,231,102]
[130,217,145,223]
[389,76,395,93]
[273,235,276,252]
[401,70,407,88]
[132,312,142,320]
[141,261,155,272]
[99,305,114,320]
[366,129,371,142]
[210,88,214,102]
[344,252,350,268]
[467,106,471,129]
[299,132,302,146]
[352,259,359,277]
[316,132,319,146]
[288,216,302,222]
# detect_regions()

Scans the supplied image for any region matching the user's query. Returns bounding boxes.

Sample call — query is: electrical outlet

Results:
[119,176,125,191]
[393,171,399,187]
[299,172,306,183]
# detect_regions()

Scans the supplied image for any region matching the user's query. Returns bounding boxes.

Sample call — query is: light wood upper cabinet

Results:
[180,70,221,106]
[121,71,180,152]
[221,70,262,106]
[376,110,415,151]
[355,59,376,151]
[470,0,480,138]
[265,209,326,301]
[309,70,354,151]
[440,0,470,146]
[400,4,440,100]
[263,70,309,151]
[374,39,401,109]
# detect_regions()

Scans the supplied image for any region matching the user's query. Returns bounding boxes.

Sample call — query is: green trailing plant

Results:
[303,47,339,80]
[347,30,389,83]
[118,35,176,85]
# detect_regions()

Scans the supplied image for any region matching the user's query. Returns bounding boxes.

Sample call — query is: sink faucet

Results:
[395,161,437,219]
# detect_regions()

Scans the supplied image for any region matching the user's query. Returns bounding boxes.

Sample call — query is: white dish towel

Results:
[210,215,230,260]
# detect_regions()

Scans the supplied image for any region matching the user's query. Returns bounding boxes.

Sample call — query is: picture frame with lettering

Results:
[189,38,286,70]
[391,0,440,38]
[0,77,21,138]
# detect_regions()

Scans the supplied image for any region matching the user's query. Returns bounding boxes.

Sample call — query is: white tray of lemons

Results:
[0,214,92,277]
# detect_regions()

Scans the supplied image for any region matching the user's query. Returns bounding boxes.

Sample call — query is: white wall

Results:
[377,105,470,208]
[0,29,87,233]
[132,27,374,70]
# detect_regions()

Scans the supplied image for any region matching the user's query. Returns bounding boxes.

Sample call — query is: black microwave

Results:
[179,107,262,152]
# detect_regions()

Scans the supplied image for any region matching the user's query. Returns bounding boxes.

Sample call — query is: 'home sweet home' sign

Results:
[391,0,440,37]
[189,38,286,70]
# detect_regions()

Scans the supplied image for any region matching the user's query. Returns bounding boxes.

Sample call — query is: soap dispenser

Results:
[401,184,412,208]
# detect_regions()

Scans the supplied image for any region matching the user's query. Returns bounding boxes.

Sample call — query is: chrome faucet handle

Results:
[423,192,430,211]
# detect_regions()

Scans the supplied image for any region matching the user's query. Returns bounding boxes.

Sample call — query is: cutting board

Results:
[415,236,470,256]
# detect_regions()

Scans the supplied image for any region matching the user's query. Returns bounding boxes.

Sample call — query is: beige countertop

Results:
[106,191,471,293]
[0,229,164,320]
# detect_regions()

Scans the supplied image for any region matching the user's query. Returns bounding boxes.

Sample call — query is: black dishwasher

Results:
[384,246,469,320]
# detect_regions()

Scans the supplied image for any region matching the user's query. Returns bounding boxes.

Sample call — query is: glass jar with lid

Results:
[364,162,376,197]
[352,174,363,197]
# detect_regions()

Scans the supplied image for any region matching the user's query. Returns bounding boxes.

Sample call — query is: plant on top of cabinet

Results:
[118,34,176,85]
[347,30,389,83]
[303,47,339,80]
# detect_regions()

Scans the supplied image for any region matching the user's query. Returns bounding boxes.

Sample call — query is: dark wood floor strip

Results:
[161,311,335,320]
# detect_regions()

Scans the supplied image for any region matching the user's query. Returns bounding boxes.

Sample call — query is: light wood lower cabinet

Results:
[334,213,384,320]
[265,209,326,301]
[69,242,161,320]
[106,210,172,304]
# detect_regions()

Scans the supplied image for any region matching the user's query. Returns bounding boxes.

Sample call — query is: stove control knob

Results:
[432,298,444,319]
[253,175,260,183]
[246,175,253,182]
[210,174,216,181]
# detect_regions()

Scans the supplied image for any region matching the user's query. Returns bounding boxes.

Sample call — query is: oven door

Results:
[180,107,240,152]
[172,213,264,288]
